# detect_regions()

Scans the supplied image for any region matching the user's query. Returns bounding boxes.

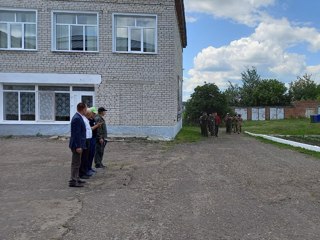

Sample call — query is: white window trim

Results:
[0,8,38,51]
[51,10,99,53]
[0,74,100,123]
[3,88,36,121]
[1,86,71,124]
[112,13,157,54]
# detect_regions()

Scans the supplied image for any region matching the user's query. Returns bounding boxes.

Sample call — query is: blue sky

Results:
[183,0,320,100]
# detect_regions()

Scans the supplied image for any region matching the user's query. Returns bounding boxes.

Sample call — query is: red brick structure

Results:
[234,100,320,120]
[285,100,320,118]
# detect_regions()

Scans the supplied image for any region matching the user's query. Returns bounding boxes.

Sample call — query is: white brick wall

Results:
[0,0,184,129]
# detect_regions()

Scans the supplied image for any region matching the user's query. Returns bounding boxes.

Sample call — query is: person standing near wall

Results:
[94,107,108,168]
[68,103,87,187]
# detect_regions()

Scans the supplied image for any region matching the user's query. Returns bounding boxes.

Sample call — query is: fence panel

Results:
[235,108,247,120]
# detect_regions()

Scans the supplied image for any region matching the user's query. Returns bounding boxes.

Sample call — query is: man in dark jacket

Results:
[68,102,87,187]
[94,107,108,168]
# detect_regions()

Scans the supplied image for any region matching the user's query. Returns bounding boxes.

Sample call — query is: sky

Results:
[183,0,320,100]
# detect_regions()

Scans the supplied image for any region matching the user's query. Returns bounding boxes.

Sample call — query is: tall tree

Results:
[224,81,241,106]
[254,79,289,106]
[185,83,229,124]
[289,74,318,101]
[240,67,261,106]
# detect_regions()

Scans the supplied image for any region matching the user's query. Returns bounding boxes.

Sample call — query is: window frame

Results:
[1,84,73,123]
[37,86,71,122]
[51,10,99,52]
[112,13,157,54]
[2,85,36,121]
[0,8,37,51]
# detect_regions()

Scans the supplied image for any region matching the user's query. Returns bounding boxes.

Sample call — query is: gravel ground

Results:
[1,132,320,240]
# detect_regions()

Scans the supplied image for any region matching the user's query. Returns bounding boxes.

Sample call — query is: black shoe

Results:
[69,182,84,188]
[78,179,86,184]
[96,164,105,169]
[100,164,106,168]
[79,175,90,179]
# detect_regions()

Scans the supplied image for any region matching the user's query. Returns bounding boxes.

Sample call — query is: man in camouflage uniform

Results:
[94,107,108,168]
[208,113,215,136]
[199,112,209,137]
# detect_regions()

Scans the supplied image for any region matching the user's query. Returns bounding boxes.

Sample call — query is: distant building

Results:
[0,0,187,139]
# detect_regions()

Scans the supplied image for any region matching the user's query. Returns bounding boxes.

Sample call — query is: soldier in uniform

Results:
[225,113,232,134]
[208,113,215,136]
[199,112,209,137]
[94,107,108,168]
[237,114,243,134]
[214,112,221,137]
[232,114,238,133]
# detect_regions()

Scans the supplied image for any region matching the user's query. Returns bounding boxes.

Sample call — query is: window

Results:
[114,14,156,53]
[2,85,70,122]
[38,86,70,121]
[3,85,36,120]
[52,12,98,52]
[0,9,37,50]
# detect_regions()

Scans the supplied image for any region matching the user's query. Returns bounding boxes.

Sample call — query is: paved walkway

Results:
[1,132,320,240]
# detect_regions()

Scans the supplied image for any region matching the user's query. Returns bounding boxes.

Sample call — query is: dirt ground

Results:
[1,132,320,240]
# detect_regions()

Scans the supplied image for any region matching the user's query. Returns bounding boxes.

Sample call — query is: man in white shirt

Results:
[79,108,93,179]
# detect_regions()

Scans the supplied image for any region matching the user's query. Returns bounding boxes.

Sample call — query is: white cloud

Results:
[183,17,320,101]
[306,65,320,82]
[184,0,275,26]
[252,18,320,52]
[186,15,198,23]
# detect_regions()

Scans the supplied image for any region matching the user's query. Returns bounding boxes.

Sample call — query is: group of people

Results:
[199,112,243,137]
[224,113,243,134]
[199,112,221,137]
[68,102,108,188]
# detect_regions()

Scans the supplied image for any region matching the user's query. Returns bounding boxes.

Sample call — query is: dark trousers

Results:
[215,125,219,136]
[79,139,90,177]
[70,149,82,182]
[88,137,96,170]
[94,139,106,166]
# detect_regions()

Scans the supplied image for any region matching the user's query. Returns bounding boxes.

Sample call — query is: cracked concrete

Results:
[1,134,320,239]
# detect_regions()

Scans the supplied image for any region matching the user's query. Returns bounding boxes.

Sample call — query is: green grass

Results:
[173,120,320,159]
[243,118,320,159]
[256,136,320,159]
[243,118,320,135]
[174,126,202,143]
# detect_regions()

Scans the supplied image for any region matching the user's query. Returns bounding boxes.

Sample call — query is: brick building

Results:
[235,100,320,121]
[0,0,187,139]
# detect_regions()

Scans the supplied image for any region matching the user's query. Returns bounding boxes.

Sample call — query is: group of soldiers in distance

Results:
[199,112,243,137]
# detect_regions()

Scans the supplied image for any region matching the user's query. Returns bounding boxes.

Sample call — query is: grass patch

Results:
[243,118,320,135]
[254,136,320,159]
[174,126,202,143]
[278,135,320,146]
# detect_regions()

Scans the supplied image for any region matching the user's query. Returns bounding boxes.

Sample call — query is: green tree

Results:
[224,81,241,106]
[240,66,261,106]
[254,79,289,106]
[185,83,229,124]
[289,74,318,101]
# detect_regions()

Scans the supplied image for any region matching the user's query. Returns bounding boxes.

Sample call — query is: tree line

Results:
[185,67,320,124]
